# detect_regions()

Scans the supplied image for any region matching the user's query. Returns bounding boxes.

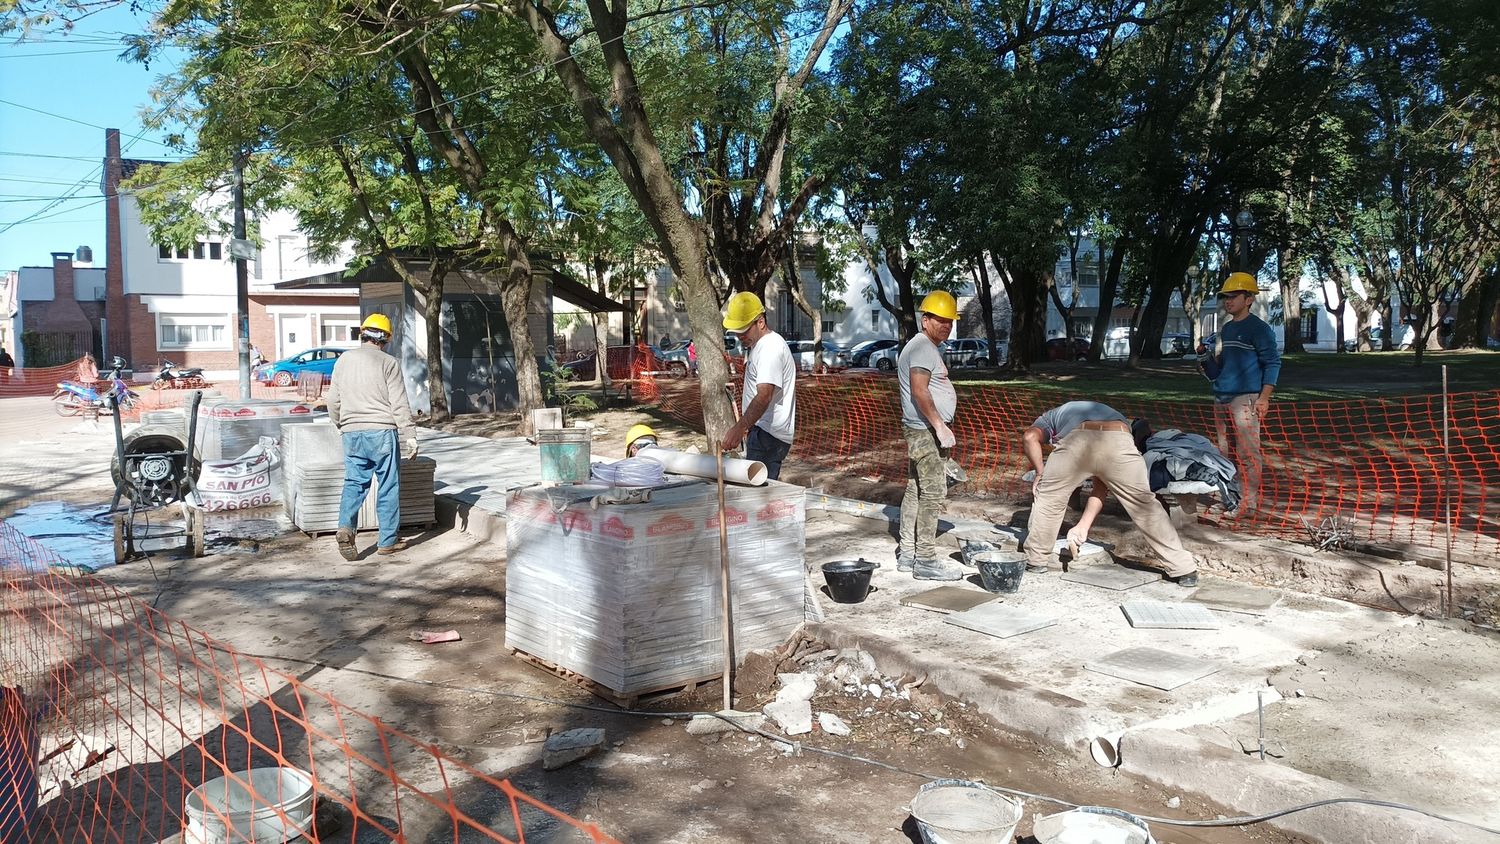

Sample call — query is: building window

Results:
[158,244,172,260]
[321,321,360,345]
[821,319,834,335]
[209,241,222,260]
[871,309,880,330]
[158,316,229,350]
[157,240,222,262]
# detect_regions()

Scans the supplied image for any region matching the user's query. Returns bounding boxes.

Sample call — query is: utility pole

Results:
[232,150,251,399]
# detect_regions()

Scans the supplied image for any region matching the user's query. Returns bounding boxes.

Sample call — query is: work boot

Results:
[335,528,357,561]
[911,558,964,581]
[896,553,916,572]
[1169,571,1199,588]
[376,539,409,556]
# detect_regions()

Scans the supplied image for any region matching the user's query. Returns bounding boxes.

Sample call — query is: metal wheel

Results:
[273,370,294,387]
[53,393,83,416]
[876,357,895,371]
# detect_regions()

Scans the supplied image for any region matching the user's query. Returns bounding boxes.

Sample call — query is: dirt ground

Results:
[6,395,1498,842]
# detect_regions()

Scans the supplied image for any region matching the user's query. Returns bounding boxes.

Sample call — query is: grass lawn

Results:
[953,349,1500,403]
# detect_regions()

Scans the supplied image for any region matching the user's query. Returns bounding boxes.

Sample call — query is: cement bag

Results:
[192,437,280,511]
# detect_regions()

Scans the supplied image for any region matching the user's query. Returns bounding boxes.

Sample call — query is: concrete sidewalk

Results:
[413,428,1499,843]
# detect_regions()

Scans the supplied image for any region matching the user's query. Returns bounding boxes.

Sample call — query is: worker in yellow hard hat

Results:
[326,310,417,560]
[894,290,964,581]
[719,291,797,480]
[1197,270,1280,515]
[625,424,658,457]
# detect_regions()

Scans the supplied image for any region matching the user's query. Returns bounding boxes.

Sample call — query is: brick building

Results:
[100,128,358,379]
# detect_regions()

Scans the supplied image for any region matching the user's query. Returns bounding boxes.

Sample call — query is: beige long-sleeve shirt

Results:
[325,343,415,441]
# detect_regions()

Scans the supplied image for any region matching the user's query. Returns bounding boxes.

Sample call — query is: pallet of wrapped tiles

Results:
[504,480,805,702]
[281,422,436,535]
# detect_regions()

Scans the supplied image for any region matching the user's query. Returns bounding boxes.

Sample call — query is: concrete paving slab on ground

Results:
[1086,646,1225,691]
[1187,578,1283,615]
[1060,565,1161,591]
[943,603,1057,639]
[1120,600,1224,630]
[898,585,1000,614]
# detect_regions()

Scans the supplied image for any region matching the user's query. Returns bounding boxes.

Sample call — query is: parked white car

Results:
[787,339,849,371]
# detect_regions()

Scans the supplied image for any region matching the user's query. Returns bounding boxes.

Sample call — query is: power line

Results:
[0,97,176,147]
[0,195,105,203]
[0,197,105,226]
[0,47,120,59]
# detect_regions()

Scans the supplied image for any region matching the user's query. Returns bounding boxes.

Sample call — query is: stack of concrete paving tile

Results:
[281,422,437,534]
[196,398,327,459]
[505,480,806,698]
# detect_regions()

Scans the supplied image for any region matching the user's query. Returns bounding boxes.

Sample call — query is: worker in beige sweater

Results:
[325,313,418,560]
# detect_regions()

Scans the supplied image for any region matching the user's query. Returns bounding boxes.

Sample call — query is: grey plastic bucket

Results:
[973,551,1027,593]
[182,766,315,843]
[1033,805,1155,843]
[910,778,1022,844]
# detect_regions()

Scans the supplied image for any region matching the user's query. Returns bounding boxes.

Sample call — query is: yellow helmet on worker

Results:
[1219,272,1260,296]
[625,424,658,456]
[722,291,766,333]
[360,313,394,335]
[917,290,958,322]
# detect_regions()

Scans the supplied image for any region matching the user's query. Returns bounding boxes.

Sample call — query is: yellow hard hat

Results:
[722,291,766,333]
[361,313,394,334]
[917,290,958,321]
[1219,272,1259,296]
[625,423,657,452]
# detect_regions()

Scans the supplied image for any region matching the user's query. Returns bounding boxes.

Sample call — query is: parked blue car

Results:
[255,347,345,386]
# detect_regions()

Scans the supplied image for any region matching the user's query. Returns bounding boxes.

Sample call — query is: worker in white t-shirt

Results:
[718,291,797,480]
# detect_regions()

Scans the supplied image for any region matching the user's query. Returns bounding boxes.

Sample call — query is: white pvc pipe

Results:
[638,446,768,486]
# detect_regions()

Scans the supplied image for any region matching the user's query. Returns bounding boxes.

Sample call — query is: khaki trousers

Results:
[1215,394,1262,509]
[1025,429,1196,577]
[899,427,947,561]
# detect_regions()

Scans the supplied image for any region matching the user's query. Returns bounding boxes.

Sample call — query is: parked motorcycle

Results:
[53,357,140,418]
[151,359,208,390]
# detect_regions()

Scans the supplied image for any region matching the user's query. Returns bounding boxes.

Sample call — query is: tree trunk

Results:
[1450,265,1496,349]
[885,243,920,341]
[425,263,449,420]
[1089,238,1126,361]
[975,259,998,365]
[494,248,544,435]
[1279,243,1305,354]
[1135,243,1195,361]
[1000,261,1050,373]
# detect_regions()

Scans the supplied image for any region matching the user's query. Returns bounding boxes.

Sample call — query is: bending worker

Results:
[1197,271,1280,514]
[895,291,964,581]
[1023,400,1199,587]
[327,313,418,561]
[718,292,797,480]
[625,424,658,457]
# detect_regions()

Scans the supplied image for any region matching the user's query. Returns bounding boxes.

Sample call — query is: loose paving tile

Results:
[1120,600,1224,630]
[898,586,1000,614]
[1060,566,1160,591]
[1086,646,1224,691]
[943,603,1058,639]
[1187,579,1282,615]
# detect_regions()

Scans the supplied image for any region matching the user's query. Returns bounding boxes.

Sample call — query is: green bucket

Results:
[537,428,592,484]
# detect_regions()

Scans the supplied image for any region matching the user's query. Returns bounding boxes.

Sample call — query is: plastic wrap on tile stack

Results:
[504,480,806,697]
[196,398,327,460]
[281,421,437,534]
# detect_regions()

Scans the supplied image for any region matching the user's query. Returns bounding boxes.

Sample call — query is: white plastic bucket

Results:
[910,779,1022,844]
[183,766,315,843]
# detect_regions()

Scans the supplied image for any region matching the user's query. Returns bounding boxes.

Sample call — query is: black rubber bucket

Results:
[974,551,1026,593]
[821,559,877,604]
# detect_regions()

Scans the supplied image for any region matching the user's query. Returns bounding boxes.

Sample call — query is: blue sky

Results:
[0,6,186,272]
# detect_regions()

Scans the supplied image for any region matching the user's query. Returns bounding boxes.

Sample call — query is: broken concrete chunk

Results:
[775,672,818,703]
[542,728,606,770]
[763,698,813,736]
[684,710,767,735]
[817,712,851,736]
[866,682,883,699]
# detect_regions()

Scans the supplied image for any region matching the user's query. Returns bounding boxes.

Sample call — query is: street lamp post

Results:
[1233,210,1255,272]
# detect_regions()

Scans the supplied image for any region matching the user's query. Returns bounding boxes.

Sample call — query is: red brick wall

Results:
[103,129,132,362]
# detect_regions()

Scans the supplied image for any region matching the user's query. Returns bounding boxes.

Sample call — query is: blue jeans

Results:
[746,426,791,481]
[339,429,401,548]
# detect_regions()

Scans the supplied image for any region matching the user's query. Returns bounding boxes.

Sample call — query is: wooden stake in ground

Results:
[715,443,736,710]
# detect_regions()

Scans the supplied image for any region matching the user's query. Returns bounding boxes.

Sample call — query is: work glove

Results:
[401,437,419,460]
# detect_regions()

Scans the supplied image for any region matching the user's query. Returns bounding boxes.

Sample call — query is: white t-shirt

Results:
[743,331,797,444]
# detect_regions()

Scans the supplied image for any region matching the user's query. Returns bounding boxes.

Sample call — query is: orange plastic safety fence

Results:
[0,523,619,844]
[635,371,1500,560]
[0,358,98,399]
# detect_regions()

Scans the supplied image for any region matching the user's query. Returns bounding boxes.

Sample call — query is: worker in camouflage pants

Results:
[895,291,965,581]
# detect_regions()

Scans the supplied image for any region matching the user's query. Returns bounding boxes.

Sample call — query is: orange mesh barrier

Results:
[635,372,1500,560]
[0,357,99,399]
[0,523,619,843]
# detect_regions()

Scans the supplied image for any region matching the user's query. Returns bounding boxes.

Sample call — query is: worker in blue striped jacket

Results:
[1197,272,1282,515]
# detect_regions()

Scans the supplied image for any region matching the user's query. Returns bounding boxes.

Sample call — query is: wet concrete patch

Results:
[6,500,116,571]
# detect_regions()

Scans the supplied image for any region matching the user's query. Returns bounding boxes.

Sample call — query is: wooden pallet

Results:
[298,521,436,539]
[508,647,718,710]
